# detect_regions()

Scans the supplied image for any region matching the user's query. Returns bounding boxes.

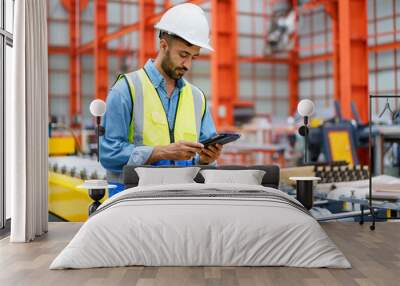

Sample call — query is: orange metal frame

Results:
[298,0,368,122]
[94,0,108,101]
[58,0,85,127]
[289,0,299,115]
[337,0,368,122]
[211,0,237,128]
[69,0,79,127]
[49,0,375,128]
[139,0,156,67]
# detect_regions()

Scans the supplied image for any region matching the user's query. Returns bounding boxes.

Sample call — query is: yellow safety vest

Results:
[116,69,206,147]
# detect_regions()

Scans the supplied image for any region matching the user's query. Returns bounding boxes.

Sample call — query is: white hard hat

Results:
[155,3,213,51]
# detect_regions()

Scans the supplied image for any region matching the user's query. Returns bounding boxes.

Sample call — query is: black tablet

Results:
[200,133,241,147]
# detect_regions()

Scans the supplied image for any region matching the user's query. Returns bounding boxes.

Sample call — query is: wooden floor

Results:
[0,222,399,286]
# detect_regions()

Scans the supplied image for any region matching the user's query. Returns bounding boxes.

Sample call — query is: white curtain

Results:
[7,0,48,242]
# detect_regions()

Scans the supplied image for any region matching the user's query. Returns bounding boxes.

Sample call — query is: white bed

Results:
[50,183,351,269]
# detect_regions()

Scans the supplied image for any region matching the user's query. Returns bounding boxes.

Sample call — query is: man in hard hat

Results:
[100,3,222,183]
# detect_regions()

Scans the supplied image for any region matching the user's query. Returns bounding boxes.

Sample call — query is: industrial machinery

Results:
[48,156,109,222]
[307,101,370,166]
[281,161,400,222]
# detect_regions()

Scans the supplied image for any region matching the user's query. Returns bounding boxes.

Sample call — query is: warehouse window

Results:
[368,0,400,117]
[0,0,14,232]
[298,7,333,116]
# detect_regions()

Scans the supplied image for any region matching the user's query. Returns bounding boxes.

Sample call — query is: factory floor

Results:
[0,222,399,286]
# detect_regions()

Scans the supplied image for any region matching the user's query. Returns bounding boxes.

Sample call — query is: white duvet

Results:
[50,183,350,269]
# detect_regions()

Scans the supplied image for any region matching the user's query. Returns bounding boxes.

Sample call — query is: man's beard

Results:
[161,50,187,80]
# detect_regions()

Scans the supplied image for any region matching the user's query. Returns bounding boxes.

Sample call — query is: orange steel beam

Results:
[146,0,207,25]
[289,0,299,116]
[302,0,332,10]
[337,0,368,122]
[49,46,136,56]
[139,0,156,67]
[163,0,172,10]
[69,0,80,127]
[288,58,298,117]
[369,41,400,52]
[298,53,333,63]
[49,46,71,54]
[211,0,237,128]
[94,0,108,100]
[78,0,207,53]
[238,56,289,64]
[102,22,140,44]
[50,47,294,63]
[61,0,89,11]
[78,41,94,54]
[296,40,400,64]
[289,40,398,64]
[324,1,341,105]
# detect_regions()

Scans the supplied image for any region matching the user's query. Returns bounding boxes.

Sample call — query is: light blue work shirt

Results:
[99,59,217,174]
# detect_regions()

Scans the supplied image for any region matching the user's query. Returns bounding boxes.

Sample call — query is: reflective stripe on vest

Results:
[119,69,206,146]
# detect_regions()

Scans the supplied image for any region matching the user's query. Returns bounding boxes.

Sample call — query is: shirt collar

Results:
[143,59,185,91]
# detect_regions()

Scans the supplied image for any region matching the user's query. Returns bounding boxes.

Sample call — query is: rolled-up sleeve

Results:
[127,146,153,165]
[99,80,154,172]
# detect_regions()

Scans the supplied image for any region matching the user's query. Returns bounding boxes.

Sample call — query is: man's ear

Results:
[159,38,168,53]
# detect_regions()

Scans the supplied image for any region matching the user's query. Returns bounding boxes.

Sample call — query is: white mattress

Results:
[50,183,350,269]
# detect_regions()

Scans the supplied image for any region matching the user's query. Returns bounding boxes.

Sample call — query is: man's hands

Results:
[146,141,222,164]
[147,141,204,163]
[199,144,222,165]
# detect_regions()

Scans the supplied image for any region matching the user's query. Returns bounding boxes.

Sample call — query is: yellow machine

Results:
[48,137,76,156]
[48,171,108,221]
[326,130,355,165]
[48,154,108,222]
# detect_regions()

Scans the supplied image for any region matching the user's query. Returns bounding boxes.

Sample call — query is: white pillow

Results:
[200,169,266,185]
[136,167,200,186]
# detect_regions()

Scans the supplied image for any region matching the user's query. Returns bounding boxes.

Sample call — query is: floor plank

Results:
[0,222,399,286]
